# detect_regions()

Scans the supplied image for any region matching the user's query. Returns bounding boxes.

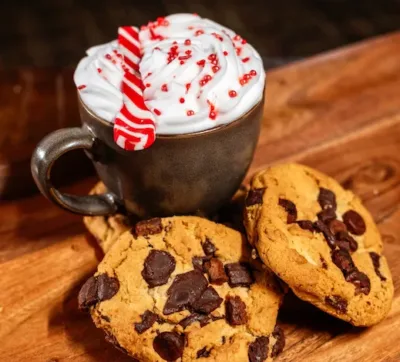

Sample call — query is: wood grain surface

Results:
[1,32,400,362]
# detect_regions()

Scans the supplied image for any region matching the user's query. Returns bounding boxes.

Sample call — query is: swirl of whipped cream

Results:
[74,13,265,135]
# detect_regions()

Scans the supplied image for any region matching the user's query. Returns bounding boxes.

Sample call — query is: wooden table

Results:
[1,32,400,361]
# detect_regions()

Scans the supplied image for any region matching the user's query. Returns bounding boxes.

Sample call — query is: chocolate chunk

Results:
[97,274,120,301]
[336,231,358,252]
[342,210,366,235]
[179,313,210,329]
[331,249,355,275]
[225,296,247,326]
[271,325,285,358]
[202,238,217,256]
[142,250,176,287]
[318,188,337,211]
[192,286,223,314]
[153,332,184,361]
[370,252,387,281]
[134,218,163,237]
[105,332,129,355]
[204,258,228,285]
[325,295,348,313]
[248,336,269,362]
[163,270,208,315]
[78,276,98,310]
[317,208,336,224]
[134,310,158,334]
[78,274,119,311]
[346,270,371,295]
[246,188,266,206]
[313,220,336,249]
[278,198,297,224]
[197,347,211,358]
[297,220,314,232]
[192,256,210,272]
[328,219,347,235]
[225,263,254,288]
[320,255,328,269]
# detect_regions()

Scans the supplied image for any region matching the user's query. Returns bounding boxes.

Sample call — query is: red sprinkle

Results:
[105,54,112,60]
[146,72,152,77]
[250,70,257,76]
[195,29,205,36]
[153,108,162,116]
[197,59,206,67]
[185,50,192,55]
[212,66,220,73]
[233,35,241,41]
[187,110,195,116]
[242,57,250,63]
[241,39,247,44]
[204,75,212,81]
[179,97,185,104]
[77,85,86,90]
[236,47,242,56]
[223,51,228,56]
[173,41,178,45]
[186,83,191,92]
[180,60,185,65]
[240,78,247,86]
[244,74,251,80]
[212,32,223,41]
[155,47,161,51]
[184,39,191,46]
[145,83,151,87]
[178,55,190,60]
[161,84,168,92]
[97,68,102,73]
[188,26,194,30]
[209,111,217,120]
[208,53,217,61]
[199,80,206,86]
[229,90,237,98]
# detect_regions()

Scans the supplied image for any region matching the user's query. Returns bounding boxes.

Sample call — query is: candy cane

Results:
[114,26,156,151]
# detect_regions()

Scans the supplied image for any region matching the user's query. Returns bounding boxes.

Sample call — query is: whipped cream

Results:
[74,13,265,135]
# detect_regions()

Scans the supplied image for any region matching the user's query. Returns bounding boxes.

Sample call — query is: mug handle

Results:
[31,127,118,215]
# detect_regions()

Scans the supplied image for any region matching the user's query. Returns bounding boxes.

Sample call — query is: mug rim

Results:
[78,89,264,139]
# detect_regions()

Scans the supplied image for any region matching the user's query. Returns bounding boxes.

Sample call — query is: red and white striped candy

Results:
[113,26,156,151]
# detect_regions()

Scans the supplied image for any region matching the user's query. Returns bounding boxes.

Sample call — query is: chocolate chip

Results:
[317,208,336,224]
[202,238,217,256]
[78,274,119,311]
[325,295,348,314]
[342,210,366,235]
[204,258,228,285]
[318,188,337,211]
[78,276,98,310]
[328,219,347,235]
[105,332,129,355]
[313,220,336,249]
[346,270,371,295]
[225,296,247,326]
[320,255,328,269]
[246,188,266,206]
[221,336,226,344]
[224,263,254,288]
[97,274,120,301]
[100,314,111,322]
[163,270,208,315]
[134,218,163,236]
[278,198,297,224]
[179,313,210,329]
[370,252,387,281]
[192,256,210,272]
[197,347,211,358]
[142,250,176,287]
[134,310,158,334]
[192,286,223,314]
[336,231,358,252]
[331,249,355,275]
[271,325,285,357]
[153,332,184,361]
[297,220,314,232]
[248,336,269,362]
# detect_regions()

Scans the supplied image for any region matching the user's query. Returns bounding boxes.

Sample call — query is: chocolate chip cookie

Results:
[78,216,285,361]
[244,163,393,327]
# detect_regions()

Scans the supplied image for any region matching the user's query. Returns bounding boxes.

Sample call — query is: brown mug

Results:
[31,93,264,217]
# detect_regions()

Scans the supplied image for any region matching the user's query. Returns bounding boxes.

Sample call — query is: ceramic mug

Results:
[31,94,264,217]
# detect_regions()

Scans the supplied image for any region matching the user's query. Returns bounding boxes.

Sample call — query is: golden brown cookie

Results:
[78,216,285,361]
[84,182,247,253]
[244,163,393,327]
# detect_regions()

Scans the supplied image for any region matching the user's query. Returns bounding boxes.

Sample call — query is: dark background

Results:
[1,0,400,69]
